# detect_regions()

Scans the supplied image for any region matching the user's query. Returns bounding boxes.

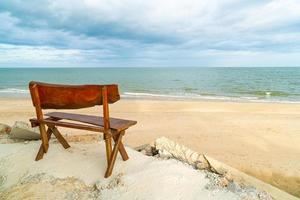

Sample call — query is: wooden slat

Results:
[50,127,71,149]
[29,81,120,109]
[45,112,137,132]
[31,118,104,132]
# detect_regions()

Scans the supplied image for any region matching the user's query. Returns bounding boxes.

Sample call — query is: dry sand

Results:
[0,98,300,197]
[0,141,272,200]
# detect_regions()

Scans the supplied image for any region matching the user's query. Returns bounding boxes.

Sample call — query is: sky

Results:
[0,0,300,67]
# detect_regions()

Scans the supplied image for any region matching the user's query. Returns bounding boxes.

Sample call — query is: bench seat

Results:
[30,112,137,132]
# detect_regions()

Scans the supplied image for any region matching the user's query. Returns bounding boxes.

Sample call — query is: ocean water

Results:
[0,67,300,103]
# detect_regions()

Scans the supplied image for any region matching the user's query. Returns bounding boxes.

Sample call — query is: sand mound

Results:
[0,141,272,200]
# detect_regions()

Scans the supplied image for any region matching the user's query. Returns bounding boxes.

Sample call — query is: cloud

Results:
[0,0,300,67]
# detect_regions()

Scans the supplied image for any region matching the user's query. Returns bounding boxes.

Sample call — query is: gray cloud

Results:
[0,0,300,67]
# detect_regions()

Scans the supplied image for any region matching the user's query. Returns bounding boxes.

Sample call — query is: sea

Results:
[0,67,300,103]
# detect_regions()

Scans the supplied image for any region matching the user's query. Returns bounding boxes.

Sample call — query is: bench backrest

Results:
[29,81,120,109]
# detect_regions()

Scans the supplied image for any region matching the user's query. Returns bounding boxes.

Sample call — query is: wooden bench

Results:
[29,81,137,178]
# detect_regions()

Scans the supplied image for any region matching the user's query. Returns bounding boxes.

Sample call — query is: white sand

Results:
[1,98,300,196]
[0,141,270,200]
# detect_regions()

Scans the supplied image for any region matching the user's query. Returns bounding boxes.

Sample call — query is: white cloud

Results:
[239,0,300,31]
[0,0,300,67]
[0,44,116,67]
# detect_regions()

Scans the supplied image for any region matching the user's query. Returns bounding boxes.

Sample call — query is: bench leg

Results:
[105,133,124,178]
[50,126,71,149]
[35,128,52,161]
[39,123,49,153]
[112,130,129,161]
[104,133,113,166]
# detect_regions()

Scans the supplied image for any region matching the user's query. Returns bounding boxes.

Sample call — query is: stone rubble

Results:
[137,137,274,200]
[0,123,11,135]
[9,121,40,140]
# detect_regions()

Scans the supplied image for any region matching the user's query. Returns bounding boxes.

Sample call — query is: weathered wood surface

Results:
[30,82,49,152]
[29,81,120,109]
[45,112,137,132]
[29,81,137,178]
[35,128,52,161]
[30,118,104,132]
[105,132,124,178]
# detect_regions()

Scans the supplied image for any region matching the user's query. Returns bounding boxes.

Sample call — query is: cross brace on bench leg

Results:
[112,130,129,161]
[35,128,52,161]
[105,132,124,178]
[49,126,71,149]
[35,126,71,161]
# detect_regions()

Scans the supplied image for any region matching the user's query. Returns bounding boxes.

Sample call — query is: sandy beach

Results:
[0,98,300,197]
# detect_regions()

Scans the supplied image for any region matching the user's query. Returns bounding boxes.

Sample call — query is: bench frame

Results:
[29,81,136,178]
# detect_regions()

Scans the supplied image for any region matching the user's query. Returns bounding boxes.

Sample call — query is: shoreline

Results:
[0,98,300,197]
[2,95,300,105]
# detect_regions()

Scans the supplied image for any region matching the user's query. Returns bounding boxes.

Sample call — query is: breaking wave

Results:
[122,92,300,103]
[0,88,29,94]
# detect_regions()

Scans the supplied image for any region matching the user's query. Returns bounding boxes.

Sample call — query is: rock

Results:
[144,146,158,156]
[134,144,151,152]
[134,144,158,156]
[9,121,40,140]
[0,123,11,134]
[196,160,210,170]
[219,177,230,187]
[151,146,159,156]
[143,145,152,156]
[224,173,234,182]
[140,150,147,155]
[154,137,211,170]
[158,149,173,159]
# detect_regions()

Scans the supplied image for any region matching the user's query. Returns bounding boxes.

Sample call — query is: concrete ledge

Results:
[153,137,299,200]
